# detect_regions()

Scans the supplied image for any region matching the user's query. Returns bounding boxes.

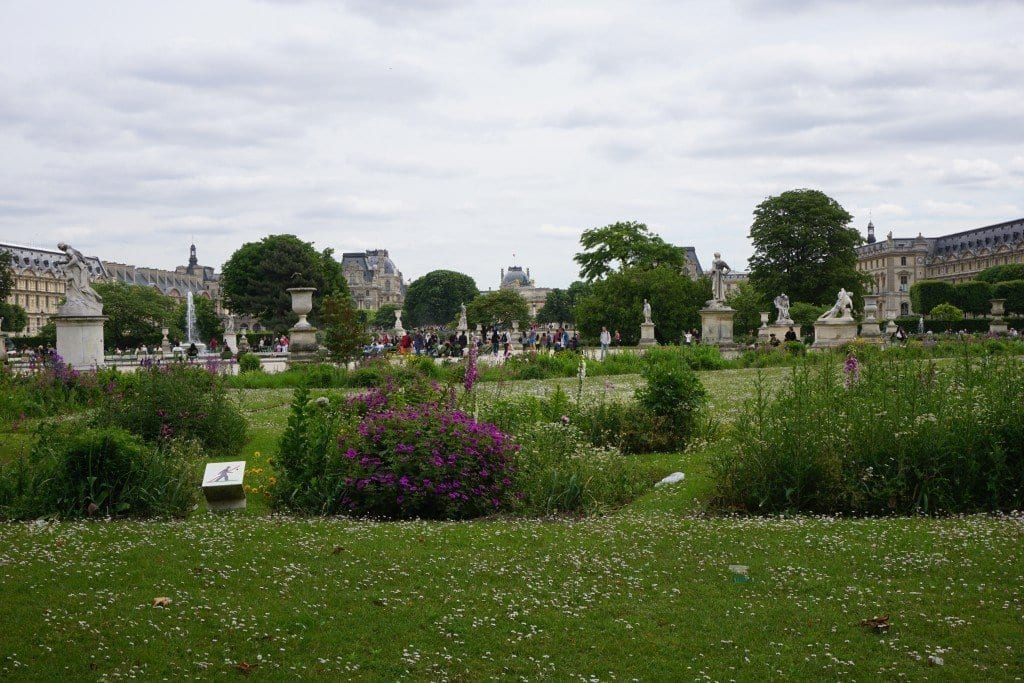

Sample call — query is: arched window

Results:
[900,302,909,316]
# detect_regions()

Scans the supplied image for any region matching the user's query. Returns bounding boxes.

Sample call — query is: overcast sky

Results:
[1,0,1022,290]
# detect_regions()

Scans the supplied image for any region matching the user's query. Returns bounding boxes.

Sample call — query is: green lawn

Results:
[1,366,1022,680]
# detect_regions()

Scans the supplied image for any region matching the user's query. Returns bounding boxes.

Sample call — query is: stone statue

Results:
[818,288,854,320]
[57,242,103,316]
[710,252,731,304]
[458,302,468,330]
[642,299,652,324]
[773,293,792,323]
[224,314,236,334]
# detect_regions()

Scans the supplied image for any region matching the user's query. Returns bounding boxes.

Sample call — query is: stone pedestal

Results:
[989,299,1008,335]
[201,461,247,512]
[700,306,738,347]
[160,327,171,354]
[55,315,107,369]
[638,322,657,347]
[760,323,797,342]
[813,318,859,348]
[287,287,319,365]
[859,295,882,340]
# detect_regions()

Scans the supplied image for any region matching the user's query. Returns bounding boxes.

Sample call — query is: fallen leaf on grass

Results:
[236,661,255,674]
[860,614,890,632]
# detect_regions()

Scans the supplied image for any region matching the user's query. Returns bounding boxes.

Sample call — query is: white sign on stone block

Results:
[202,461,247,511]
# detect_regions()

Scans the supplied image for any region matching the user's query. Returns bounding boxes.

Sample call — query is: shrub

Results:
[94,364,247,458]
[634,354,706,444]
[0,351,114,420]
[0,424,200,519]
[930,303,965,322]
[239,352,261,372]
[711,355,1024,514]
[273,384,519,519]
[513,422,649,515]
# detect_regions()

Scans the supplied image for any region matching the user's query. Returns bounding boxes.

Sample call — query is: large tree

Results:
[403,270,478,327]
[221,235,349,332]
[92,282,179,350]
[574,221,686,282]
[466,290,530,330]
[535,281,592,324]
[574,265,707,345]
[747,189,865,306]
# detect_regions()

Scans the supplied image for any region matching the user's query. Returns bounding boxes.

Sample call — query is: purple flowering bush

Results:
[274,380,519,519]
[0,350,115,419]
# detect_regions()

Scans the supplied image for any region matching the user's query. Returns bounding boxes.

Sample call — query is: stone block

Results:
[202,461,247,512]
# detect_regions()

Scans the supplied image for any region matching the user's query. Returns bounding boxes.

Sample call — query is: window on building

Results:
[899,275,909,292]
[901,302,909,316]
[900,256,906,266]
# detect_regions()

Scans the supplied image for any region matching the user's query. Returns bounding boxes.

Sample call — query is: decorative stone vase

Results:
[759,311,769,328]
[287,287,316,330]
[990,299,1008,335]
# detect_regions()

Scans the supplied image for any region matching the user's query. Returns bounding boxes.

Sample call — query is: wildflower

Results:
[843,353,860,388]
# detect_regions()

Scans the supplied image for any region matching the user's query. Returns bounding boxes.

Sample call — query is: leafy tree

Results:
[975,263,1024,284]
[372,304,401,329]
[574,265,707,344]
[951,281,992,317]
[403,270,478,327]
[221,235,349,333]
[175,294,222,344]
[574,221,686,282]
[747,189,866,306]
[724,281,768,338]
[788,301,827,336]
[466,290,530,330]
[930,303,964,322]
[92,282,178,350]
[536,281,592,324]
[0,302,27,333]
[910,280,954,316]
[993,280,1024,315]
[0,249,13,300]
[320,294,369,362]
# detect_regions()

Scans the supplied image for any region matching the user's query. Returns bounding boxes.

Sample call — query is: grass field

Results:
[2,365,1022,680]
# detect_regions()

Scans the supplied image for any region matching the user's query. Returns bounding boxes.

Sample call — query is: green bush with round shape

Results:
[238,352,262,373]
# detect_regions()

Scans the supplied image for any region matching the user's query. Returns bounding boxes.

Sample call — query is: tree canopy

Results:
[0,249,13,300]
[372,303,401,330]
[320,294,369,362]
[402,270,478,327]
[535,281,592,324]
[747,189,865,306]
[574,221,686,282]
[466,290,530,330]
[92,282,179,350]
[0,302,27,333]
[221,235,349,332]
[975,263,1024,284]
[574,265,707,344]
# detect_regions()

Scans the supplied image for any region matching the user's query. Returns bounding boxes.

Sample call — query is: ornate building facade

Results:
[104,244,222,312]
[499,265,551,318]
[856,217,1024,316]
[341,249,406,310]
[1,243,107,335]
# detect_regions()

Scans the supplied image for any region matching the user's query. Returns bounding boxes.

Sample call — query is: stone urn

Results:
[287,287,316,330]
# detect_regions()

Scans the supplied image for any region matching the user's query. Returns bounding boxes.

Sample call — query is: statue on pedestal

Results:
[458,302,468,330]
[709,252,731,305]
[57,242,103,316]
[773,293,792,323]
[642,299,652,324]
[818,288,854,320]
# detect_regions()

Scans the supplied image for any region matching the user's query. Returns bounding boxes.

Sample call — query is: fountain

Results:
[172,291,207,356]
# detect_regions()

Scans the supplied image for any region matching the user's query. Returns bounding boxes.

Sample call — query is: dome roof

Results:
[502,266,530,287]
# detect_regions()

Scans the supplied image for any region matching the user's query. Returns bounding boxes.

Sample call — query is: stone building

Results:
[104,244,222,312]
[341,249,406,311]
[1,242,107,335]
[499,265,551,318]
[855,217,1024,316]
